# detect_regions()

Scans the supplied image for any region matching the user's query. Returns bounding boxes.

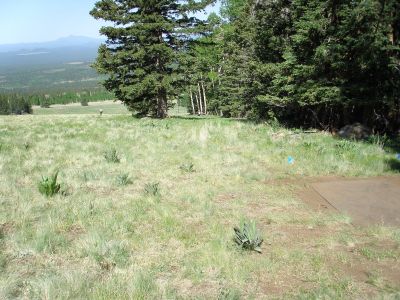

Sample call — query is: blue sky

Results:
[0,0,221,45]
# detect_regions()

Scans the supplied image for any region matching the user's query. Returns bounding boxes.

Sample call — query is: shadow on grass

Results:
[170,115,257,124]
[386,158,400,173]
[384,137,400,154]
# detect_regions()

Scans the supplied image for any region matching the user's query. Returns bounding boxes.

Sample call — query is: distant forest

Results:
[90,0,399,133]
[1,0,399,134]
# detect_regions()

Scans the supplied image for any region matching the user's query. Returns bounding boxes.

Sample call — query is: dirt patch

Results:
[312,177,400,226]
[296,186,337,212]
[0,221,15,236]
[63,224,86,241]
[293,176,400,227]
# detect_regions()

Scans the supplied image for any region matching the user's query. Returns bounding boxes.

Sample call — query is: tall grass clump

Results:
[144,182,161,197]
[116,173,132,186]
[104,148,120,163]
[38,172,61,197]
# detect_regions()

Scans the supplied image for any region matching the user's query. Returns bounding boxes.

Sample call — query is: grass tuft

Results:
[144,182,161,197]
[104,148,121,163]
[116,173,133,186]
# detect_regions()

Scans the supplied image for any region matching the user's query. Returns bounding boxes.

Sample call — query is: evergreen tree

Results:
[91,0,215,118]
[213,0,400,131]
[0,95,10,115]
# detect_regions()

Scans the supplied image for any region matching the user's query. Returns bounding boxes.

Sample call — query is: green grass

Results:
[33,100,189,116]
[33,100,130,115]
[0,114,399,299]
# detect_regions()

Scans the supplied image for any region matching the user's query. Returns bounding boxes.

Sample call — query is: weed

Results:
[144,182,161,196]
[116,173,132,186]
[23,141,31,150]
[335,140,357,152]
[234,220,263,253]
[179,162,195,173]
[367,134,388,149]
[38,172,61,197]
[104,148,120,163]
[302,141,317,149]
[218,288,241,300]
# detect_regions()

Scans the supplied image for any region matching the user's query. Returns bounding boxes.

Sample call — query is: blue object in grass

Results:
[396,153,400,161]
[288,156,295,165]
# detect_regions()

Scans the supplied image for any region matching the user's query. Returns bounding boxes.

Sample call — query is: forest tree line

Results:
[186,0,400,132]
[92,0,400,133]
[0,88,115,114]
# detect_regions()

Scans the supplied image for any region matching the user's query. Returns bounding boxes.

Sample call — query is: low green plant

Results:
[335,140,356,152]
[104,148,120,163]
[179,162,195,173]
[38,172,61,197]
[144,182,160,196]
[116,173,132,186]
[80,99,89,106]
[234,220,263,253]
[23,141,31,150]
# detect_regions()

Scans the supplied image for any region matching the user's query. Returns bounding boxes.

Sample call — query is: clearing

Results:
[0,109,399,299]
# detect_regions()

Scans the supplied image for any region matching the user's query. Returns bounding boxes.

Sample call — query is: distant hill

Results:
[0,35,103,53]
[0,36,105,92]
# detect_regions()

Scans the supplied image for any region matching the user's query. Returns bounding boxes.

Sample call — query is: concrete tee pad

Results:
[312,177,400,227]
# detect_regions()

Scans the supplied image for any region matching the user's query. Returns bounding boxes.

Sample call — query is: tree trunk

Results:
[157,88,168,119]
[201,81,207,115]
[190,87,195,115]
[195,93,201,115]
[197,83,203,115]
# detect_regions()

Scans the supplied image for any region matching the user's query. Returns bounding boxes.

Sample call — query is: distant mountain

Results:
[0,36,104,53]
[0,36,105,92]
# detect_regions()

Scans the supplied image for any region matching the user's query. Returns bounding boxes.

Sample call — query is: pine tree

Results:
[90,0,215,118]
[216,0,400,131]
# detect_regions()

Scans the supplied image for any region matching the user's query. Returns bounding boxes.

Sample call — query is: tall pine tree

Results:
[90,0,214,118]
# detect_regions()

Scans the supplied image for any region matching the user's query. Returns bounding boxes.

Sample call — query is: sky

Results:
[0,0,221,45]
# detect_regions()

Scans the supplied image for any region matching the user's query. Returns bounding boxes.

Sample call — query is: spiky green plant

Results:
[104,148,120,163]
[234,221,263,253]
[144,182,160,197]
[38,172,61,197]
[179,162,195,173]
[116,173,132,186]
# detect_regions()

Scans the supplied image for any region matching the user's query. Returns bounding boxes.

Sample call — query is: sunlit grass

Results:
[0,114,399,298]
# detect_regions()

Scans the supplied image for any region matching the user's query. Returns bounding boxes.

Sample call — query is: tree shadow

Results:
[386,158,400,173]
[384,137,400,154]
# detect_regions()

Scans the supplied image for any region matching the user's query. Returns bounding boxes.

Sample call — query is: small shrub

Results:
[116,173,132,186]
[179,162,195,173]
[40,99,51,108]
[38,172,61,197]
[104,148,120,163]
[144,182,160,196]
[80,99,89,106]
[234,220,263,253]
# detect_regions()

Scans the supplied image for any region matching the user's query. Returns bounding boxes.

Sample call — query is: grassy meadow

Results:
[0,106,399,299]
